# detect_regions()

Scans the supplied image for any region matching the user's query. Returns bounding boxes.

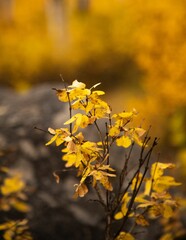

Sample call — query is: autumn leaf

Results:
[153,176,181,193]
[116,135,132,148]
[151,162,176,180]
[45,128,70,146]
[69,80,86,89]
[135,214,149,226]
[109,126,120,137]
[115,231,135,240]
[115,192,131,220]
[144,179,152,196]
[1,177,25,196]
[73,183,88,198]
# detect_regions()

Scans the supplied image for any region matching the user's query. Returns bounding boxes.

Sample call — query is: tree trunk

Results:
[44,0,68,48]
[77,0,90,11]
[0,0,14,23]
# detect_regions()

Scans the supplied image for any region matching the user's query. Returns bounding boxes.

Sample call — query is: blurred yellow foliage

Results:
[0,0,186,150]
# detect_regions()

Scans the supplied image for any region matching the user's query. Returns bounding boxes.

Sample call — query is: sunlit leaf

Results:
[69,80,86,89]
[109,126,120,137]
[144,179,152,196]
[116,135,132,148]
[114,211,123,220]
[151,162,176,180]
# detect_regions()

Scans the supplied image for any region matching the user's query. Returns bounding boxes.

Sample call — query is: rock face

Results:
[0,84,104,240]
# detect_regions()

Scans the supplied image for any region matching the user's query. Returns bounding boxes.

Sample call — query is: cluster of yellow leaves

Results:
[137,163,181,220]
[45,80,183,239]
[0,220,32,240]
[46,81,147,198]
[0,167,32,240]
[109,110,146,148]
[114,163,181,231]
[0,168,30,213]
[55,80,110,134]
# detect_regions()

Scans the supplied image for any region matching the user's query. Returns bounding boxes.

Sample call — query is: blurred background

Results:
[1,0,186,172]
[0,0,186,238]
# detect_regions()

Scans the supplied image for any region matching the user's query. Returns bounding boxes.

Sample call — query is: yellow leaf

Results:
[45,128,70,146]
[90,170,113,191]
[144,179,152,196]
[116,136,132,148]
[109,126,120,137]
[45,135,57,146]
[153,176,181,192]
[1,177,25,196]
[135,214,149,226]
[151,162,176,180]
[160,233,174,240]
[64,114,80,125]
[10,199,31,212]
[56,89,69,102]
[163,204,173,219]
[115,192,131,218]
[92,90,105,95]
[114,211,123,220]
[0,222,12,231]
[134,128,146,137]
[148,204,163,219]
[115,231,135,240]
[63,153,77,167]
[131,173,142,191]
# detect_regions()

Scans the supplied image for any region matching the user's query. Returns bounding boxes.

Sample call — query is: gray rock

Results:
[0,84,103,240]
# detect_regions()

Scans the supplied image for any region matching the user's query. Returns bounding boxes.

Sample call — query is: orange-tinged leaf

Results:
[67,140,77,153]
[53,172,60,184]
[73,183,88,198]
